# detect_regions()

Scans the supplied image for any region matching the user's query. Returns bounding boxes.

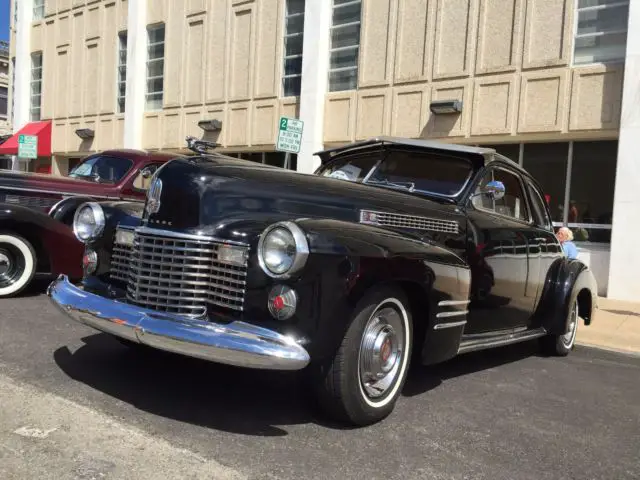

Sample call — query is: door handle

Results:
[533,237,548,243]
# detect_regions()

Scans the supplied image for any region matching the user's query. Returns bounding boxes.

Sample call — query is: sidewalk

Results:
[577,297,640,355]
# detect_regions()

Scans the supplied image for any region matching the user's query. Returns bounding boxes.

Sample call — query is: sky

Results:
[0,0,9,42]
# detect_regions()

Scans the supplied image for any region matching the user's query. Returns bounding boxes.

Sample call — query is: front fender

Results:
[536,258,598,335]
[295,218,470,363]
[49,196,98,225]
[0,203,84,278]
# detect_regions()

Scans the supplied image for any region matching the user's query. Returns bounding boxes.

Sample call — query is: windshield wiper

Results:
[366,179,416,192]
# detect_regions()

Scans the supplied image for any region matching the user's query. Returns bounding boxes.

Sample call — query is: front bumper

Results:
[47,275,310,370]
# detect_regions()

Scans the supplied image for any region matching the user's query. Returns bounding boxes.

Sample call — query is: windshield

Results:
[317,149,473,198]
[69,155,134,183]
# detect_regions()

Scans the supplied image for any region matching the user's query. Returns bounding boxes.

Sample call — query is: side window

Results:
[472,168,529,222]
[132,164,160,191]
[526,180,552,231]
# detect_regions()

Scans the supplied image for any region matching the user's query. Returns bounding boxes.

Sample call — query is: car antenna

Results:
[185,136,218,155]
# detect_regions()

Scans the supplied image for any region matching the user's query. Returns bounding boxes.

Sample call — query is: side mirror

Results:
[482,180,505,201]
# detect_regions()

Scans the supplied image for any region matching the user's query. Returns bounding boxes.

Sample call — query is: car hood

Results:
[143,156,465,243]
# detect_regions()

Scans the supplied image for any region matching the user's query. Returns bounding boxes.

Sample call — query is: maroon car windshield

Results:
[68,155,134,184]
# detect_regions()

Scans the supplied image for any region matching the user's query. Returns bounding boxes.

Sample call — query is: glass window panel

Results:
[286,0,305,15]
[574,32,627,64]
[148,25,165,44]
[522,143,568,223]
[31,54,42,68]
[30,82,41,95]
[578,0,627,7]
[577,5,629,35]
[332,2,361,26]
[30,107,41,121]
[118,83,126,97]
[147,78,163,94]
[285,14,304,35]
[146,94,163,110]
[147,59,164,78]
[148,43,165,60]
[285,35,303,56]
[484,144,521,163]
[329,69,358,92]
[283,76,302,97]
[0,97,7,116]
[331,23,361,49]
[567,141,617,242]
[330,47,358,69]
[284,57,302,76]
[526,180,553,231]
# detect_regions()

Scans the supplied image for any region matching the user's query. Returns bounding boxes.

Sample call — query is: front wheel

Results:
[540,298,578,356]
[311,286,413,426]
[0,233,37,298]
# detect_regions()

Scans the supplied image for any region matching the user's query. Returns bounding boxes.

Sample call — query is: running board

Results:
[457,327,547,354]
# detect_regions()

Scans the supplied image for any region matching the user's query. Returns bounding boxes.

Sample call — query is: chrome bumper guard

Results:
[47,275,310,371]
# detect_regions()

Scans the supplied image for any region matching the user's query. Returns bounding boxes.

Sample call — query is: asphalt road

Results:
[1,280,639,480]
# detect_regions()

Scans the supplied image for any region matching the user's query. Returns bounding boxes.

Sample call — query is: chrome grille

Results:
[2,194,58,211]
[360,209,459,234]
[110,228,248,316]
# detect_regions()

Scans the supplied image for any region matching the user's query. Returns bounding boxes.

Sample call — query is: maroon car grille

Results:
[110,228,248,317]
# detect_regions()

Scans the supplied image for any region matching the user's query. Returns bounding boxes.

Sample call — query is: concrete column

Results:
[11,0,34,170]
[296,1,332,174]
[123,0,147,149]
[608,0,640,301]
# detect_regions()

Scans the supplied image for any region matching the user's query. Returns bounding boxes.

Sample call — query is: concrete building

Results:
[0,41,10,137]
[5,0,639,302]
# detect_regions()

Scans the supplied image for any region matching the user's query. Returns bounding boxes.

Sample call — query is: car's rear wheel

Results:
[311,286,413,426]
[0,233,37,298]
[540,297,578,356]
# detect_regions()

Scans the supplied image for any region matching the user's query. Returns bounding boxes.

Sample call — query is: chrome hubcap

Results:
[359,305,405,399]
[0,252,10,277]
[562,302,578,347]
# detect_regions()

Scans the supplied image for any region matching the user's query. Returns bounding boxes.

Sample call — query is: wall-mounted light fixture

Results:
[197,119,223,132]
[75,128,95,139]
[429,100,463,115]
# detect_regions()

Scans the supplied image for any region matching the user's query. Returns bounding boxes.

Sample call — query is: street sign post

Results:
[276,117,303,154]
[18,135,38,160]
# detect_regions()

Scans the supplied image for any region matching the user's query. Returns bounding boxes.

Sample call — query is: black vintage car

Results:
[48,137,597,426]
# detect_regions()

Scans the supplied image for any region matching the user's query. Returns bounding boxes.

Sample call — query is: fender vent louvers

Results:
[360,209,459,234]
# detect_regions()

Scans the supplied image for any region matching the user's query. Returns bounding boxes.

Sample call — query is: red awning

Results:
[0,121,52,157]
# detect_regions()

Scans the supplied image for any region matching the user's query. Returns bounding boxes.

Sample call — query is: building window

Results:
[10,57,15,123]
[574,0,629,65]
[329,0,362,92]
[522,143,568,225]
[146,24,165,111]
[117,31,127,113]
[30,53,43,121]
[33,0,45,21]
[0,87,7,118]
[282,0,305,97]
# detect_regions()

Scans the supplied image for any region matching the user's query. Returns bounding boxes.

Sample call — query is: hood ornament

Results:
[146,177,163,215]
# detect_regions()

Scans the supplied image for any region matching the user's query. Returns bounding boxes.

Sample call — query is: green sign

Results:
[276,117,304,154]
[18,134,38,160]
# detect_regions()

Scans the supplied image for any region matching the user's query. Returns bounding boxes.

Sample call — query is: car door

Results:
[464,166,536,334]
[522,177,563,321]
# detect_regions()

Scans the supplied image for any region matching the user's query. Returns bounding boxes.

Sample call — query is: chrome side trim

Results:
[47,275,310,371]
[436,310,468,318]
[457,327,547,354]
[433,320,467,330]
[438,300,470,306]
[134,226,249,246]
[0,185,117,199]
[359,209,460,234]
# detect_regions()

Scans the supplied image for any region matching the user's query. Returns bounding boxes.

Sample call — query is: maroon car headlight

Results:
[73,202,105,243]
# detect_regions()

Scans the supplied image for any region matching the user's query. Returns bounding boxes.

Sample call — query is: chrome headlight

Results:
[258,221,309,278]
[73,202,105,243]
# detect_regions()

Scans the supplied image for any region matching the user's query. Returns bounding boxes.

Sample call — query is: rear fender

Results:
[536,258,598,335]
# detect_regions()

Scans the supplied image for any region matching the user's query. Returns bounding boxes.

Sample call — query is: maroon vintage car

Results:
[0,149,179,297]
[0,149,177,221]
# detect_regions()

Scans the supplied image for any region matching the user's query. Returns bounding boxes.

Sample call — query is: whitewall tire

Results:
[0,234,37,298]
[311,286,413,426]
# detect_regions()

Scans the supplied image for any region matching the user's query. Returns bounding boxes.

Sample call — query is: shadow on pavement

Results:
[53,333,542,436]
